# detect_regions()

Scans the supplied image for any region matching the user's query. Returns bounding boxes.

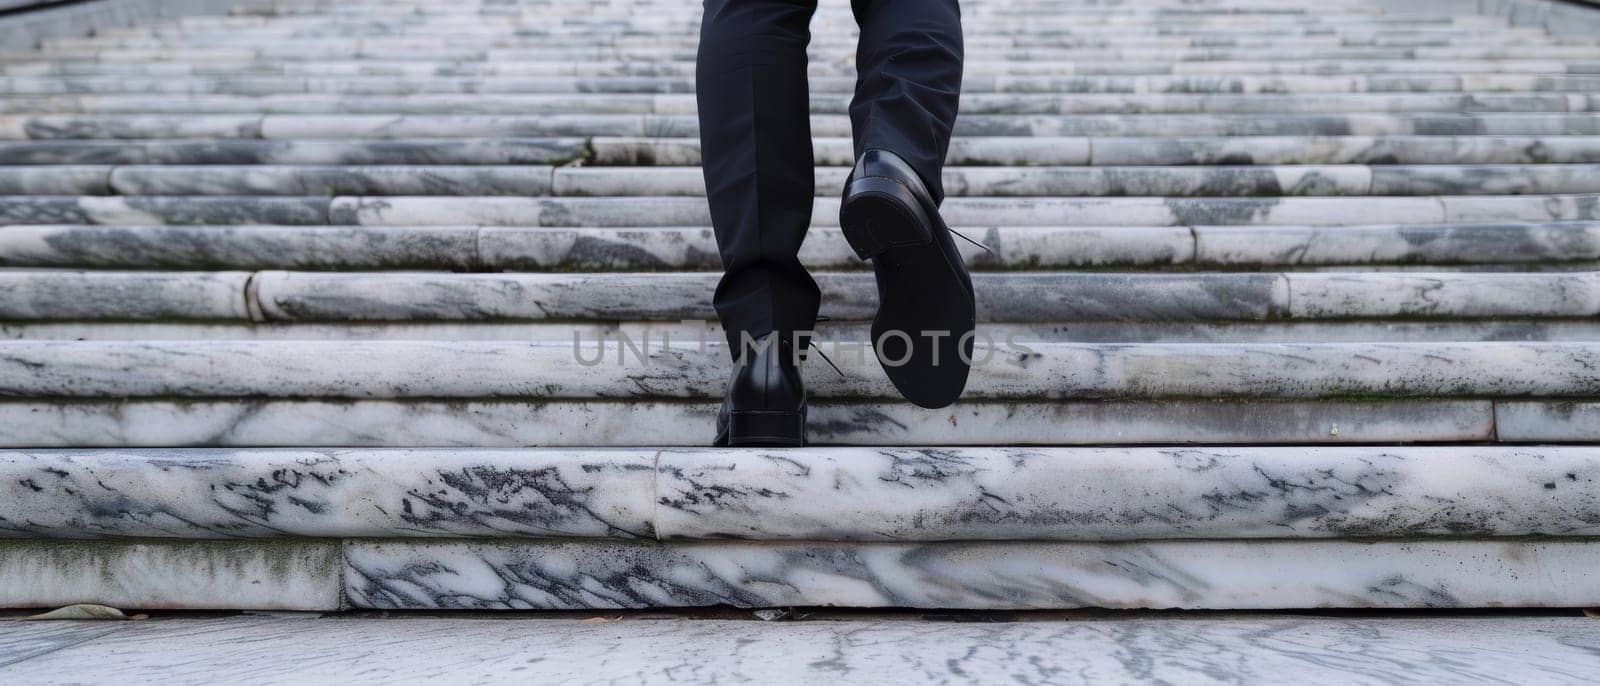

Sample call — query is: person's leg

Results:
[849,0,964,204]
[839,0,972,409]
[696,0,821,351]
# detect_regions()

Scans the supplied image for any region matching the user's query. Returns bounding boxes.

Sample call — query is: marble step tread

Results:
[15,49,1600,71]
[3,93,1595,116]
[34,38,1561,59]
[4,615,1595,685]
[0,138,592,166]
[3,339,1599,400]
[26,36,1583,62]
[42,28,1533,46]
[69,13,1492,22]
[67,10,1504,22]
[5,74,1598,95]
[7,221,1594,270]
[109,22,1502,34]
[10,164,1600,197]
[39,22,1527,36]
[12,112,1600,139]
[13,319,1600,345]
[7,397,1594,448]
[9,135,1600,168]
[3,446,1597,542]
[6,536,1600,610]
[592,135,1600,167]
[11,59,1600,77]
[4,270,1598,323]
[40,37,1561,54]
[33,41,1571,62]
[30,25,1536,42]
[6,193,1584,227]
[345,537,1600,610]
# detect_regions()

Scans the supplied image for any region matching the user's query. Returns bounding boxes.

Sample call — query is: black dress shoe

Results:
[839,149,975,409]
[713,332,807,447]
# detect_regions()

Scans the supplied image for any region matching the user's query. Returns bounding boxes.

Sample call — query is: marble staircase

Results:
[3,0,1600,611]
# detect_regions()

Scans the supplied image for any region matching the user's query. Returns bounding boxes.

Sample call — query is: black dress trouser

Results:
[696,0,964,349]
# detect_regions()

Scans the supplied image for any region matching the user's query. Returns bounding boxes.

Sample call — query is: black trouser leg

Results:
[697,0,822,351]
[850,0,964,204]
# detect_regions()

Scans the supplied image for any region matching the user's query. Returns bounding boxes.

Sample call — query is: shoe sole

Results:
[839,175,975,409]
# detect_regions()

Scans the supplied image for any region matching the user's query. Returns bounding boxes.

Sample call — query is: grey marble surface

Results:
[1081,135,1600,166]
[1,339,1596,400]
[0,398,1496,448]
[0,271,250,320]
[653,446,1600,541]
[8,136,1599,167]
[106,165,556,196]
[0,138,589,165]
[8,268,1595,322]
[0,112,1534,141]
[249,271,1298,322]
[1284,272,1600,318]
[0,225,484,270]
[10,319,1600,344]
[2,613,1598,685]
[8,73,1599,96]
[5,446,1593,541]
[318,194,1600,228]
[0,195,330,225]
[6,222,1598,270]
[345,538,1600,609]
[1497,401,1600,442]
[9,265,1600,321]
[1193,221,1600,265]
[0,449,655,539]
[4,92,1590,116]
[0,539,339,611]
[21,56,1600,78]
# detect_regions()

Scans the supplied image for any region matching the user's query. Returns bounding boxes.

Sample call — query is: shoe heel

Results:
[726,410,806,447]
[840,176,933,260]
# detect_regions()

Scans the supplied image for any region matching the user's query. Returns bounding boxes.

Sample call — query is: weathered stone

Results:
[345,538,1600,610]
[0,540,340,610]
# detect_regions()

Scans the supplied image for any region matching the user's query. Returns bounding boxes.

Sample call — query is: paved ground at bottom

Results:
[0,610,1596,685]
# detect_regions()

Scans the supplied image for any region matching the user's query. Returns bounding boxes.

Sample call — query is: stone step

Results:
[23,192,1574,227]
[3,446,1595,541]
[5,535,1598,610]
[2,614,1592,684]
[340,538,1600,610]
[9,164,1600,197]
[345,194,1600,226]
[1,339,1596,400]
[12,319,1600,345]
[9,58,1600,77]
[7,193,1598,226]
[0,138,589,165]
[30,35,1560,57]
[33,21,1528,40]
[4,270,1596,322]
[3,93,1592,116]
[0,388,1496,448]
[5,74,1598,95]
[4,221,1592,270]
[12,396,1594,447]
[8,135,1600,167]
[592,135,1600,166]
[11,112,1600,139]
[79,16,1499,29]
[12,47,1600,69]
[21,35,1581,63]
